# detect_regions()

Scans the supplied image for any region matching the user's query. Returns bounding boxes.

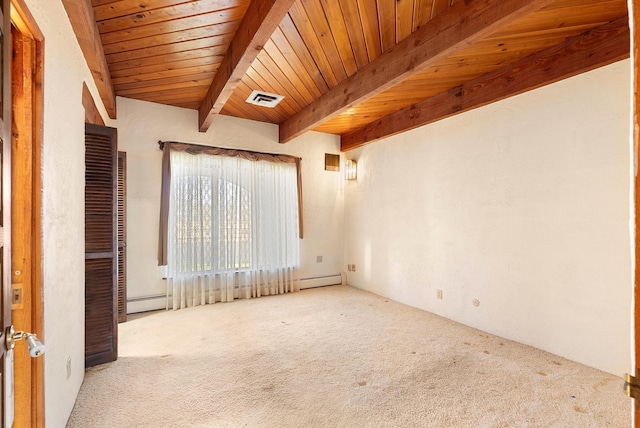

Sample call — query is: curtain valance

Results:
[158,141,304,266]
[158,140,300,164]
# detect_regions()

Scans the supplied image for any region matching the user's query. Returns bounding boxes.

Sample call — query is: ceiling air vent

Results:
[245,90,284,108]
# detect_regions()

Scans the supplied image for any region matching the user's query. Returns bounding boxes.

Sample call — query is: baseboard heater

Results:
[127,273,345,314]
[127,294,167,314]
[299,273,344,289]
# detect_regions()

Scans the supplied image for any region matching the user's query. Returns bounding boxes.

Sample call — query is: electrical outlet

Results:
[317,255,323,263]
[436,289,443,300]
[66,357,72,379]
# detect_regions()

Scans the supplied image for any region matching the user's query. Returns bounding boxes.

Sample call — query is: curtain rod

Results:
[157,140,299,160]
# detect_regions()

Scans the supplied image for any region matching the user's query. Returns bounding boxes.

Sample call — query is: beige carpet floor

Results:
[67,285,630,427]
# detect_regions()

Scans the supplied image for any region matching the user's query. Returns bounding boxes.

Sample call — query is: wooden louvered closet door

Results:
[85,123,117,367]
[117,152,126,323]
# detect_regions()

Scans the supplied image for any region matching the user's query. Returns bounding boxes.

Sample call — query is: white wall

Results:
[344,60,632,375]
[24,0,114,426]
[115,97,345,312]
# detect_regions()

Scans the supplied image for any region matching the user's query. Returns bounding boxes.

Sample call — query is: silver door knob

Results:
[6,326,44,357]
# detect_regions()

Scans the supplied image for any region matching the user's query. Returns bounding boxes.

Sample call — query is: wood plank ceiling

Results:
[89,0,630,150]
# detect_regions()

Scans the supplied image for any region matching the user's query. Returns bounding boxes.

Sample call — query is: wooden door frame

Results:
[10,0,43,426]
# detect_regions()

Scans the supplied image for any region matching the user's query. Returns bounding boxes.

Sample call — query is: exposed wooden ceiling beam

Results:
[198,0,295,132]
[61,0,117,119]
[82,82,105,126]
[279,0,555,144]
[341,16,630,151]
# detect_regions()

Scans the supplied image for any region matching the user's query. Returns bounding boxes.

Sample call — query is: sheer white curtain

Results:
[167,150,300,309]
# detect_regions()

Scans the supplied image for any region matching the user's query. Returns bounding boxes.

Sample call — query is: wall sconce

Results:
[345,159,357,180]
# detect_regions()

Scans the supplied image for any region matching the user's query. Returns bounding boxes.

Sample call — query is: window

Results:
[171,174,252,272]
[167,149,300,278]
